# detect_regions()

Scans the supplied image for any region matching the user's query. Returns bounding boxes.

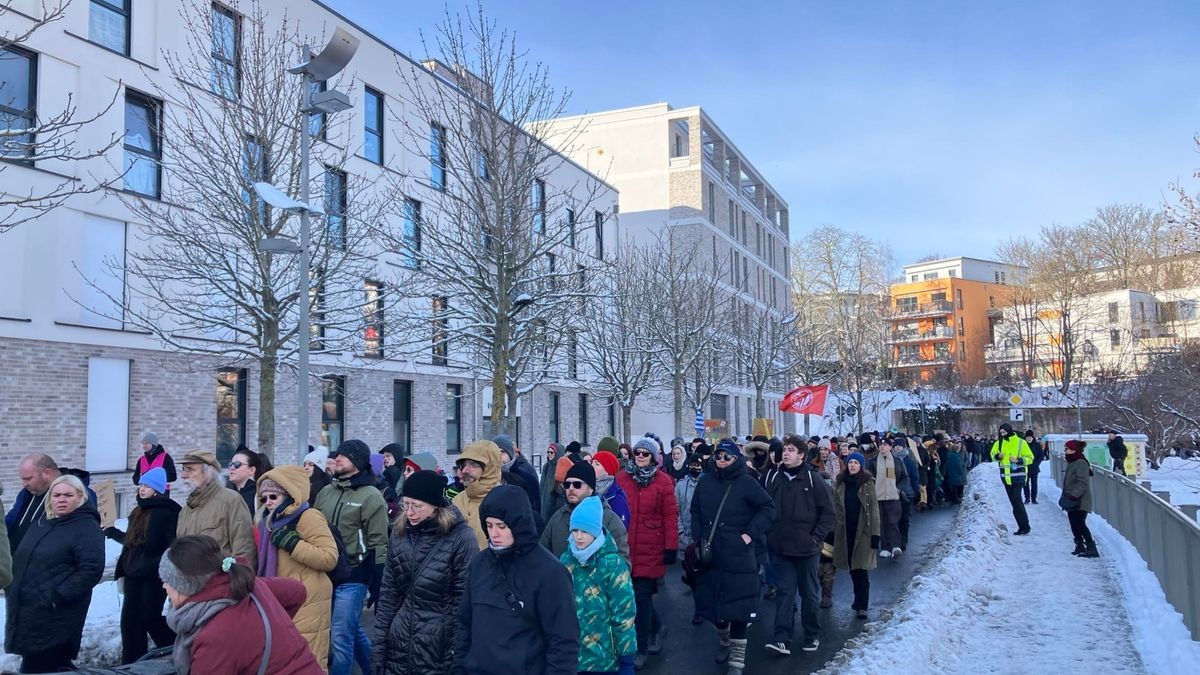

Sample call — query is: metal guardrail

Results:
[1050,452,1200,640]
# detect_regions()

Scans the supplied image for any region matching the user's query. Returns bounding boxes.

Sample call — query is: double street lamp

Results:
[255,29,359,461]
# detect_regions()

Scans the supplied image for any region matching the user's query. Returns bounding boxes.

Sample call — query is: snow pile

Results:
[819,467,1149,674]
[1141,457,1200,509]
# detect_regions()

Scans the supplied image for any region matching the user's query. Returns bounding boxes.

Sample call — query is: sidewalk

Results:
[819,466,1147,674]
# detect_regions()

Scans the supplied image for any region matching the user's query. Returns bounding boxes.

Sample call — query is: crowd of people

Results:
[0,421,1100,674]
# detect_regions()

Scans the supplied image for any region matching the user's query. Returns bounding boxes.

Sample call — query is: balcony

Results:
[892,299,953,319]
[983,343,1026,363]
[893,353,953,368]
[887,326,954,344]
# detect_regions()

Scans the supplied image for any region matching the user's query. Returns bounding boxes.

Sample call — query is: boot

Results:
[1080,541,1099,558]
[726,638,748,675]
[715,625,732,663]
[1071,537,1085,556]
[818,562,835,608]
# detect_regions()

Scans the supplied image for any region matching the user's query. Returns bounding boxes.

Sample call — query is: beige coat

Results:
[258,466,338,670]
[177,477,256,568]
[451,440,504,549]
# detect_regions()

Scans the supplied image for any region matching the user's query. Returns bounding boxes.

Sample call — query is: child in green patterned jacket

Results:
[560,496,637,675]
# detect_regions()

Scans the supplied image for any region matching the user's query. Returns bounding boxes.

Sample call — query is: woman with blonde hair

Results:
[5,474,105,672]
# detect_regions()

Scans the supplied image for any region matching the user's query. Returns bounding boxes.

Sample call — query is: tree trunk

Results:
[621,405,633,445]
[755,384,765,419]
[257,354,276,460]
[673,369,685,438]
[502,387,519,437]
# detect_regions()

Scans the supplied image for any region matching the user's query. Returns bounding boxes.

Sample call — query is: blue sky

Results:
[324,0,1200,264]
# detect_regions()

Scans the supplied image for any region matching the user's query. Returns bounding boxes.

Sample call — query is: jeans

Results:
[849,569,870,610]
[330,582,372,675]
[878,499,902,551]
[632,577,662,655]
[772,553,820,642]
[1004,482,1030,532]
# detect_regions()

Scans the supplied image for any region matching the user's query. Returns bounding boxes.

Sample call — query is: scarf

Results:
[186,479,219,508]
[630,463,659,488]
[167,597,237,675]
[570,531,606,565]
[256,503,307,577]
[595,475,615,497]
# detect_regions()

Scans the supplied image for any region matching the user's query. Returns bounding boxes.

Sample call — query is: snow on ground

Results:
[1141,456,1200,509]
[818,467,1150,675]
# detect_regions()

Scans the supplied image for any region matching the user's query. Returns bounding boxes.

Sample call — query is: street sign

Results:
[1010,408,1025,422]
[1008,393,1023,406]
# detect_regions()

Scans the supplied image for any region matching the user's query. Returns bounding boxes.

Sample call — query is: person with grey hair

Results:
[132,430,177,494]
[6,474,105,673]
[176,450,256,567]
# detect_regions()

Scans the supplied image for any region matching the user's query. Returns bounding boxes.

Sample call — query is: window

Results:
[89,0,130,55]
[123,91,161,197]
[446,384,462,454]
[308,80,326,139]
[210,3,240,99]
[1110,329,1121,347]
[325,167,347,250]
[565,207,576,248]
[1138,301,1146,321]
[578,393,589,445]
[400,198,421,268]
[532,179,546,233]
[567,330,578,379]
[430,122,446,189]
[989,295,995,308]
[711,393,728,422]
[363,280,383,357]
[0,47,36,160]
[910,274,918,282]
[1108,302,1119,323]
[923,272,938,280]
[740,211,748,244]
[242,136,268,225]
[728,199,736,236]
[948,269,957,278]
[548,392,561,444]
[393,380,412,455]
[673,133,684,158]
[216,368,246,465]
[363,87,384,164]
[475,148,489,180]
[432,296,449,365]
[321,376,345,450]
[593,210,604,259]
[958,317,965,335]
[959,340,966,361]
[707,181,715,222]
[755,223,762,257]
[956,289,963,310]
[898,297,917,313]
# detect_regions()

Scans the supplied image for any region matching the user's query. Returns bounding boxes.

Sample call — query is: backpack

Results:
[285,506,353,586]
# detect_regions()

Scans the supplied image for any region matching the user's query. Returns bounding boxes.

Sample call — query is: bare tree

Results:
[730,301,799,421]
[1093,344,1200,462]
[83,1,397,458]
[993,236,1044,386]
[577,238,663,443]
[1030,224,1103,395]
[788,247,839,434]
[1,0,121,231]
[373,4,611,435]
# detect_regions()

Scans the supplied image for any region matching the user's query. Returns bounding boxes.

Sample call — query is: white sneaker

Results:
[891,547,903,558]
[879,549,892,558]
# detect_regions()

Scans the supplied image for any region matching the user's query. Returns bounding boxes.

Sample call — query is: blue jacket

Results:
[601,479,630,529]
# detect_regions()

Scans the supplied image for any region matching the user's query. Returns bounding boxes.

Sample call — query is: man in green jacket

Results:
[991,423,1035,535]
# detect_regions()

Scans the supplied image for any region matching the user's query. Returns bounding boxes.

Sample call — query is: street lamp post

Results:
[256,29,358,462]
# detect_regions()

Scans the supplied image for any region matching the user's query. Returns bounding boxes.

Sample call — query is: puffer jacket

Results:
[673,473,700,549]
[5,500,105,658]
[372,507,478,675]
[177,477,257,568]
[690,458,776,624]
[450,441,504,550]
[257,466,339,668]
[560,533,637,673]
[1063,457,1095,513]
[615,467,678,579]
[111,494,180,579]
[314,469,389,586]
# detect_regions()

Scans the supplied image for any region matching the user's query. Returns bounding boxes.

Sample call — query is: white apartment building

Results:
[0,0,619,511]
[540,103,796,437]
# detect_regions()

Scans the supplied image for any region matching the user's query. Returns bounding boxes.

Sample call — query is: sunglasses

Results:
[228,461,244,469]
[563,479,587,490]
[262,493,282,501]
[715,452,735,462]
[633,450,653,458]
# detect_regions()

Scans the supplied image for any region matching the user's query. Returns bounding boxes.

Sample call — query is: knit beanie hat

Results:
[158,550,214,597]
[716,438,742,458]
[569,496,604,538]
[1065,439,1086,454]
[402,470,448,507]
[138,467,168,495]
[817,438,832,451]
[555,456,576,483]
[379,443,404,462]
[847,451,867,467]
[592,451,620,478]
[141,431,158,446]
[596,436,620,454]
[565,459,597,491]
[632,437,660,462]
[257,477,284,496]
[303,448,328,467]
[335,439,372,472]
[493,435,516,459]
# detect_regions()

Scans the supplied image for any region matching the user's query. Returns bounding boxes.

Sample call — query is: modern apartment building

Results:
[540,103,795,436]
[889,257,1021,385]
[0,0,618,511]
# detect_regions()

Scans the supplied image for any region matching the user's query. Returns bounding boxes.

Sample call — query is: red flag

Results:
[779,384,829,416]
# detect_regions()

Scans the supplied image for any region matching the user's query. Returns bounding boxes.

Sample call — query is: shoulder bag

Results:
[696,484,733,567]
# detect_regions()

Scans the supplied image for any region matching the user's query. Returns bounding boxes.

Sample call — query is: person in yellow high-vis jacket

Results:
[991,423,1034,534]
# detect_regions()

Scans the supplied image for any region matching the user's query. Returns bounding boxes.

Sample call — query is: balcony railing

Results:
[887,326,954,343]
[893,299,953,318]
[983,344,1026,363]
[893,353,953,368]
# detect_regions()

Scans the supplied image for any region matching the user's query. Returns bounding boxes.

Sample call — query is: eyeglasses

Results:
[228,461,244,469]
[563,480,587,490]
[714,452,735,462]
[262,493,282,501]
[633,450,652,458]
[401,501,430,513]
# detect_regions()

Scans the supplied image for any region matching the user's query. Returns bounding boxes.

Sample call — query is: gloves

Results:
[103,526,122,541]
[871,535,881,550]
[270,527,302,553]
[367,555,382,609]
[663,550,677,565]
[618,654,635,675]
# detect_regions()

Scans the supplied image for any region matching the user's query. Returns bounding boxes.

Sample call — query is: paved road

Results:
[640,503,959,675]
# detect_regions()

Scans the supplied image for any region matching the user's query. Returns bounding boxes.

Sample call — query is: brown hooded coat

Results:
[450,441,504,549]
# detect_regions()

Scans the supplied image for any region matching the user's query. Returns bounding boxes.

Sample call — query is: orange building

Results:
[888,257,1021,385]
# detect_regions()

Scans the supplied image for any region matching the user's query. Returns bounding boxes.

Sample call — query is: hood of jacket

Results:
[257,466,310,515]
[479,484,538,554]
[406,451,440,472]
[62,466,93,487]
[460,440,503,499]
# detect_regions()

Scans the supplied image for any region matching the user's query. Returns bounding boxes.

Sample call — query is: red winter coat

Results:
[616,469,679,579]
[185,574,324,674]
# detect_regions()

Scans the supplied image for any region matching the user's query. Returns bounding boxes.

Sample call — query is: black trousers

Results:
[849,569,870,610]
[20,651,74,673]
[1067,510,1094,545]
[715,621,748,639]
[633,576,662,654]
[1004,482,1031,531]
[121,576,176,664]
[898,498,912,549]
[1023,467,1041,502]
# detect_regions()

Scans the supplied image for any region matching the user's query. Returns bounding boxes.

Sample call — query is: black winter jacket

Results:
[373,508,478,675]
[5,500,105,658]
[454,485,578,675]
[1108,436,1128,462]
[690,458,775,623]
[108,494,180,580]
[765,464,835,558]
[508,454,543,516]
